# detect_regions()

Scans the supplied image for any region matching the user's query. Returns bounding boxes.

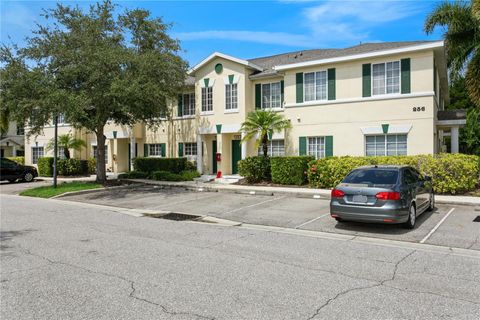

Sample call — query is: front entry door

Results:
[231,140,241,174]
[212,140,217,174]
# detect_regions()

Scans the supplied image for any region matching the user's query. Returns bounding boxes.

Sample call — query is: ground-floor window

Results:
[365,134,407,156]
[307,137,325,159]
[32,147,44,164]
[57,147,67,160]
[93,145,108,163]
[149,144,163,157]
[258,139,285,157]
[184,142,197,156]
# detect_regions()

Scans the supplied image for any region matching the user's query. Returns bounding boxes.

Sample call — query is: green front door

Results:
[231,140,241,174]
[212,140,217,174]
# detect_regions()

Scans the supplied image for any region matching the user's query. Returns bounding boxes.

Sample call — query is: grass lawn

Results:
[20,182,103,198]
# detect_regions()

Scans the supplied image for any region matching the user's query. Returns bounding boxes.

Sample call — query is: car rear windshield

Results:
[342,169,399,185]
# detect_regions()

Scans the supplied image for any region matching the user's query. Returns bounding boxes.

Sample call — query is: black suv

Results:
[0,158,38,183]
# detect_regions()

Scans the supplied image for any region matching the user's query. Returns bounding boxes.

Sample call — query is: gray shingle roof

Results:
[247,41,437,79]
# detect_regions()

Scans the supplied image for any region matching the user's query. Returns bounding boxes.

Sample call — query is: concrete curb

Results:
[50,184,142,199]
[122,178,479,205]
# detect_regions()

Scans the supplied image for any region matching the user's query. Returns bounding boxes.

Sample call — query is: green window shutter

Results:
[401,58,411,94]
[296,73,304,103]
[327,68,336,100]
[160,143,166,157]
[280,80,285,104]
[362,64,371,97]
[255,84,261,109]
[144,144,149,157]
[299,137,307,156]
[177,94,183,117]
[325,136,333,157]
[178,143,184,157]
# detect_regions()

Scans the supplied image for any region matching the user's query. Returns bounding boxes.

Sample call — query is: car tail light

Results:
[331,189,345,198]
[375,191,400,200]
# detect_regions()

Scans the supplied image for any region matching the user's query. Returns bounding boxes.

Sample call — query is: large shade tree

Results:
[425,0,480,108]
[0,0,188,183]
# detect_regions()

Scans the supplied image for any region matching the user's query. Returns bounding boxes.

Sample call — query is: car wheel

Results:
[403,204,416,229]
[23,172,34,182]
[8,179,16,183]
[427,193,435,211]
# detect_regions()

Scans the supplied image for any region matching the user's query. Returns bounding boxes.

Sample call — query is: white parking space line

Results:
[294,213,331,229]
[224,196,286,215]
[420,208,455,244]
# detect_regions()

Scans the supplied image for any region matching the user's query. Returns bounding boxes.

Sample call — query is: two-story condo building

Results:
[24,40,466,175]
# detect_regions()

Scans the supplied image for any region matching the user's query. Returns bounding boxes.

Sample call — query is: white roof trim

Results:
[189,52,263,74]
[274,41,444,71]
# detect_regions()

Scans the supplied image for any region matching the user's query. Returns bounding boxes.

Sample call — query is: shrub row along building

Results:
[22,40,466,175]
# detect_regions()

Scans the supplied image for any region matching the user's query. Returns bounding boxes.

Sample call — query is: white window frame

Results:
[57,147,67,160]
[257,139,285,157]
[261,82,282,109]
[149,144,163,157]
[304,70,328,102]
[372,60,401,96]
[184,142,197,156]
[307,137,325,159]
[201,87,213,113]
[182,93,195,117]
[225,83,238,111]
[365,134,407,156]
[57,113,66,124]
[32,146,44,164]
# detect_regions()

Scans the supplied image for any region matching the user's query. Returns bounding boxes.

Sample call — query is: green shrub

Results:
[238,156,271,183]
[118,171,149,179]
[185,160,196,171]
[270,156,314,185]
[57,159,82,176]
[6,156,24,165]
[133,157,187,174]
[87,158,96,174]
[152,170,200,181]
[307,154,480,194]
[37,157,54,177]
[180,170,200,181]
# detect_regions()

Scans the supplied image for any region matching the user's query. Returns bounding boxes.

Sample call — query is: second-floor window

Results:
[262,82,282,109]
[304,71,327,102]
[16,125,24,136]
[225,83,238,110]
[201,87,213,112]
[57,113,66,124]
[182,93,195,116]
[372,61,400,95]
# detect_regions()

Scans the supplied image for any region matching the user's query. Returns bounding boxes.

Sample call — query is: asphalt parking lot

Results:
[60,185,480,251]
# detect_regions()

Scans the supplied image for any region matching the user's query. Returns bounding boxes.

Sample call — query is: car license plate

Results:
[353,195,368,203]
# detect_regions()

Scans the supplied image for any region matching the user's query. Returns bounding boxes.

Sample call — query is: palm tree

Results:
[425,0,480,108]
[45,133,86,159]
[240,110,291,157]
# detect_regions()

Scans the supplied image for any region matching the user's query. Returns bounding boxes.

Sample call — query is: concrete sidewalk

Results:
[123,178,480,206]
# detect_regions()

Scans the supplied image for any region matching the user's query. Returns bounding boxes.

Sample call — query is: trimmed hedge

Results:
[57,159,82,176]
[118,171,150,179]
[87,158,96,174]
[6,156,24,165]
[37,157,54,177]
[307,154,480,194]
[270,156,314,186]
[238,156,271,183]
[133,157,187,174]
[152,170,200,181]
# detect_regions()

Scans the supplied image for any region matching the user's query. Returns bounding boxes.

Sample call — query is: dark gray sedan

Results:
[330,165,434,229]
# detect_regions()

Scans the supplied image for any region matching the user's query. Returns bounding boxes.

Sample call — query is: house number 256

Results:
[413,106,425,112]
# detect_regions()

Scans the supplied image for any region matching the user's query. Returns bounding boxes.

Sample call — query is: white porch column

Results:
[12,145,16,157]
[196,134,203,174]
[241,132,247,160]
[130,127,135,171]
[450,126,459,153]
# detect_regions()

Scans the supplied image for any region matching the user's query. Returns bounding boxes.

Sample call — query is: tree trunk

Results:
[262,133,268,157]
[64,148,70,159]
[96,127,107,184]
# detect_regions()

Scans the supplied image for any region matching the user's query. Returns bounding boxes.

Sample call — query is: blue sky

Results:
[1,0,445,67]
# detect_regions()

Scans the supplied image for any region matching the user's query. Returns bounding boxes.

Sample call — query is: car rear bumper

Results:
[330,202,409,224]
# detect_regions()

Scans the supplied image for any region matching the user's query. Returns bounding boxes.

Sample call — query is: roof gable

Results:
[189,52,263,75]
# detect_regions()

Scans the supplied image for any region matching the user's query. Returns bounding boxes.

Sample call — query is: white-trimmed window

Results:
[201,87,213,112]
[225,83,238,110]
[57,147,67,160]
[307,137,325,159]
[32,147,44,164]
[93,145,108,163]
[149,144,163,157]
[182,93,195,116]
[184,143,197,156]
[365,134,407,156]
[372,61,400,95]
[258,139,285,157]
[261,82,282,109]
[304,71,327,102]
[57,113,66,124]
